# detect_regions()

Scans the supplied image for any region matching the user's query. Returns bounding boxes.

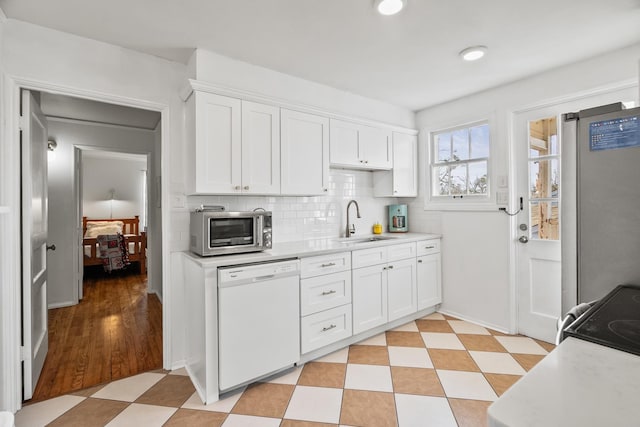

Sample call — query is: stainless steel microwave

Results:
[190,209,272,256]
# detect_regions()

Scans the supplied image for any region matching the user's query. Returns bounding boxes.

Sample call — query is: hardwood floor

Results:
[31,267,162,402]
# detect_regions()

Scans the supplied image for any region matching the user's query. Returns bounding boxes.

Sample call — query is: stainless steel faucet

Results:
[346,200,361,238]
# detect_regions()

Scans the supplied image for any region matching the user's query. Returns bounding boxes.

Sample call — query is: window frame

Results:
[424,118,497,211]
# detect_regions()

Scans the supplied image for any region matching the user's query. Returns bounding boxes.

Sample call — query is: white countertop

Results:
[182,232,441,268]
[487,337,640,427]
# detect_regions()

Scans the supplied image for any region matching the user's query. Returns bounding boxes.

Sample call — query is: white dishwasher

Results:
[218,258,300,391]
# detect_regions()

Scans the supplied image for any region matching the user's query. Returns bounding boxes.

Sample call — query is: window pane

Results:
[452,129,469,160]
[436,133,451,162]
[470,124,489,159]
[530,201,559,240]
[529,117,558,158]
[468,161,488,194]
[530,159,559,199]
[450,163,467,194]
[433,165,450,196]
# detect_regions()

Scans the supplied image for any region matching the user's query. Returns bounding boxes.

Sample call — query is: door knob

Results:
[519,224,528,231]
[518,236,529,244]
[46,244,56,251]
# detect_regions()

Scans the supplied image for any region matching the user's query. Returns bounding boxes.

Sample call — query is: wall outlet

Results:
[172,193,186,209]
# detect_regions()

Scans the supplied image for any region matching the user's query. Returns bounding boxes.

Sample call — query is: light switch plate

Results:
[496,191,509,205]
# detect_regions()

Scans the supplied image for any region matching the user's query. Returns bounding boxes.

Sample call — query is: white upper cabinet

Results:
[186,91,280,194]
[241,101,280,194]
[186,91,242,194]
[281,109,329,195]
[329,119,392,170]
[373,132,418,197]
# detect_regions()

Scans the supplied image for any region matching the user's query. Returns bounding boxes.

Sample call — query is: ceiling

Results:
[2,0,639,111]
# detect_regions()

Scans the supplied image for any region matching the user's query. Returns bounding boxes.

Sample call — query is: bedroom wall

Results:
[47,118,156,308]
[82,154,147,222]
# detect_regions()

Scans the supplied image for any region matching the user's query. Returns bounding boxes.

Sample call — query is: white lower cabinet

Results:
[300,253,353,354]
[417,253,442,310]
[301,304,352,354]
[387,258,417,322]
[352,264,388,335]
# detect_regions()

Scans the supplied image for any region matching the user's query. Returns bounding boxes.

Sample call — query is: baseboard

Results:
[47,301,76,310]
[148,290,163,304]
[437,308,512,334]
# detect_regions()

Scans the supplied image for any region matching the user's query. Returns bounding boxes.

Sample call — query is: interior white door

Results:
[21,90,49,400]
[75,148,83,301]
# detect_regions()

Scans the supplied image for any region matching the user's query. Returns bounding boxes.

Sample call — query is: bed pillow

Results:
[84,221,123,238]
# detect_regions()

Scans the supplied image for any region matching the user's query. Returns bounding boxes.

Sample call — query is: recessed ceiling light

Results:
[459,46,488,61]
[375,0,406,16]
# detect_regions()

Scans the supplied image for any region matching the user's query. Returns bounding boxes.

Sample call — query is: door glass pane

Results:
[529,159,559,199]
[450,164,467,194]
[433,165,450,196]
[529,117,559,157]
[530,201,559,240]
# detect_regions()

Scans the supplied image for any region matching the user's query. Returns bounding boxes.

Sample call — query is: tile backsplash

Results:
[187,170,399,243]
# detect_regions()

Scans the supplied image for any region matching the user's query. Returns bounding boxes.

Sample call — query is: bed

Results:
[82,216,147,274]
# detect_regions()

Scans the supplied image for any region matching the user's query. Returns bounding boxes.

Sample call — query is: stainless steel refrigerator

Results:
[561,102,640,314]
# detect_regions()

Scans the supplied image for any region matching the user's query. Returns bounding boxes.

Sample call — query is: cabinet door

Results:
[392,132,417,196]
[329,119,361,167]
[241,101,280,194]
[387,258,417,321]
[417,253,442,310]
[281,109,329,195]
[372,132,417,197]
[352,265,388,334]
[360,125,392,170]
[194,92,242,194]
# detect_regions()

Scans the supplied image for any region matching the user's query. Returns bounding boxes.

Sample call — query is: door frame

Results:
[1,75,172,412]
[507,80,639,338]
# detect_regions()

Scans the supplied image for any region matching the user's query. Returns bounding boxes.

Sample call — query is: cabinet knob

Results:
[418,260,423,263]
[243,186,250,190]
[359,160,364,163]
[323,188,328,192]
[365,160,369,164]
[388,265,394,269]
[234,185,241,190]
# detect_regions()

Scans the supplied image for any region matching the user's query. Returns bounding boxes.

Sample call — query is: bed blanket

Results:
[97,233,130,272]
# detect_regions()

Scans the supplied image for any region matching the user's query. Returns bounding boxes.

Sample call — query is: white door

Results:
[21,90,49,400]
[241,100,280,194]
[360,125,392,169]
[280,109,329,195]
[392,132,417,196]
[515,110,562,343]
[329,119,361,167]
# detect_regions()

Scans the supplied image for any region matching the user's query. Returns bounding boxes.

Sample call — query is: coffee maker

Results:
[388,204,408,233]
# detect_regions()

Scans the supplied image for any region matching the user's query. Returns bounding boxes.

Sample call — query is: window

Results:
[430,122,490,199]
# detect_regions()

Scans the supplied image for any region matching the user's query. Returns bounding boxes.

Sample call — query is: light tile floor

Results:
[15,313,554,427]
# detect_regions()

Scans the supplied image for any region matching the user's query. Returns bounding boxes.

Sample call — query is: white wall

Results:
[82,155,147,221]
[47,119,155,308]
[408,43,640,332]
[188,49,415,129]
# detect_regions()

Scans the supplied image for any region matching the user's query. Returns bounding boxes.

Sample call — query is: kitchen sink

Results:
[337,236,398,244]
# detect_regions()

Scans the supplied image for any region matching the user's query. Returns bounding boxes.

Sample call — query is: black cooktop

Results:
[564,284,640,356]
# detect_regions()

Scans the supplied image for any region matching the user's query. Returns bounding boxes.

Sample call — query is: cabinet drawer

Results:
[417,239,440,256]
[301,304,352,354]
[387,242,417,261]
[301,271,352,316]
[301,252,351,278]
[352,246,388,269]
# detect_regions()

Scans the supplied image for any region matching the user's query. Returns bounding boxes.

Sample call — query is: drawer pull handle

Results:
[388,265,394,269]
[425,246,435,249]
[321,290,337,296]
[321,262,336,267]
[322,324,337,332]
[417,260,423,263]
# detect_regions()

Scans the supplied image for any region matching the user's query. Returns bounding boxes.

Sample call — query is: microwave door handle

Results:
[256,215,263,247]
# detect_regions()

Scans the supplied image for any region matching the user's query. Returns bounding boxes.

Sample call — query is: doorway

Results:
[22,90,164,401]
